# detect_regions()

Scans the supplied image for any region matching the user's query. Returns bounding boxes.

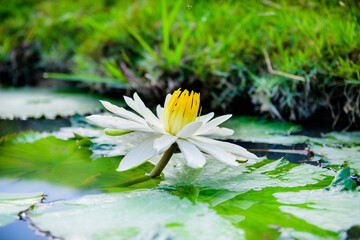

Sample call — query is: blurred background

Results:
[1,0,359,129]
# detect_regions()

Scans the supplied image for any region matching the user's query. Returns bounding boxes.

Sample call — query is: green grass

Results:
[0,0,359,123]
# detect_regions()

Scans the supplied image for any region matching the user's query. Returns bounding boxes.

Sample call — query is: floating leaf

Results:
[158,155,335,193]
[27,190,244,240]
[0,135,158,190]
[0,88,124,120]
[325,167,358,191]
[322,132,360,146]
[0,192,43,227]
[220,116,307,145]
[274,189,360,233]
[310,145,360,172]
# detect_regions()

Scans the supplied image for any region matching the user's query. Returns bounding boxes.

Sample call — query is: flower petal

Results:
[164,93,172,107]
[153,134,177,153]
[176,121,203,138]
[117,135,159,171]
[192,136,258,160]
[200,127,234,137]
[188,138,239,166]
[100,100,146,124]
[86,115,154,132]
[146,122,168,135]
[133,93,162,128]
[124,96,140,113]
[176,139,206,168]
[195,114,232,135]
[199,112,214,124]
[156,105,164,124]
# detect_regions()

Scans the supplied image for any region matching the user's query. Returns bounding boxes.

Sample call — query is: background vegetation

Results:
[1,0,359,128]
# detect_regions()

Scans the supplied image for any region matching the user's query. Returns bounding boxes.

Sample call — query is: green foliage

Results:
[1,0,359,121]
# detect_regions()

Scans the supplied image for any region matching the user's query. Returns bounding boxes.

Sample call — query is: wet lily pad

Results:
[0,134,158,190]
[325,167,358,191]
[27,190,244,240]
[0,88,124,120]
[274,189,360,233]
[0,192,43,227]
[54,127,150,159]
[310,145,360,172]
[158,154,335,193]
[220,116,307,144]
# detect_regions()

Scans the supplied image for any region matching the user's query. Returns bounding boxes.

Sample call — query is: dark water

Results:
[0,118,320,240]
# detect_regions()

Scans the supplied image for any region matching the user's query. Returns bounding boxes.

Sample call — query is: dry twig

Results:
[263,48,305,82]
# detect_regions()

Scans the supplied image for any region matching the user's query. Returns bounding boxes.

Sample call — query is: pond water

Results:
[0,116,358,240]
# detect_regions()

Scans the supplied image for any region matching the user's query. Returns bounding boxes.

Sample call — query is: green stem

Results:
[149,143,177,178]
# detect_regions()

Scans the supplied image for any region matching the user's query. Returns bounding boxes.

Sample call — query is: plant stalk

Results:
[149,143,177,178]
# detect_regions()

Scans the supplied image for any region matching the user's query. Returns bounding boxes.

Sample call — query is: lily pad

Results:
[322,132,360,146]
[54,127,150,159]
[220,116,307,145]
[0,192,43,227]
[159,154,335,193]
[0,134,158,190]
[0,88,124,120]
[27,190,244,240]
[310,145,360,172]
[325,167,358,191]
[274,189,360,233]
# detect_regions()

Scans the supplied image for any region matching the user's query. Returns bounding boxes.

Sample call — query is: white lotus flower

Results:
[87,89,258,176]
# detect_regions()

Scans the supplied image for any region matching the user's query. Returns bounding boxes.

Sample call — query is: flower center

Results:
[163,89,201,135]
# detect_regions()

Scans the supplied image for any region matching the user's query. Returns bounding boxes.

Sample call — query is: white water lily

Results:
[87,89,258,177]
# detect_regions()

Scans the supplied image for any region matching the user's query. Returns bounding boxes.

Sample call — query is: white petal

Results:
[199,112,214,124]
[124,96,140,113]
[86,115,154,132]
[117,135,159,171]
[176,121,203,138]
[164,93,172,107]
[176,139,206,168]
[192,136,258,159]
[188,138,239,166]
[153,134,177,153]
[200,127,234,136]
[195,114,232,135]
[156,105,164,124]
[133,93,162,128]
[100,100,146,124]
[147,121,168,135]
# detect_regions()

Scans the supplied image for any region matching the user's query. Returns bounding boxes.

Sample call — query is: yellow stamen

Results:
[163,89,201,135]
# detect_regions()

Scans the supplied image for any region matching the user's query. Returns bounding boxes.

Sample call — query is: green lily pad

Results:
[158,154,335,194]
[0,88,124,120]
[310,145,360,172]
[204,167,358,239]
[0,134,158,190]
[54,127,150,159]
[0,192,43,227]
[27,190,244,240]
[0,131,50,144]
[220,116,307,144]
[156,155,348,239]
[325,167,358,191]
[322,132,360,146]
[274,189,360,233]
